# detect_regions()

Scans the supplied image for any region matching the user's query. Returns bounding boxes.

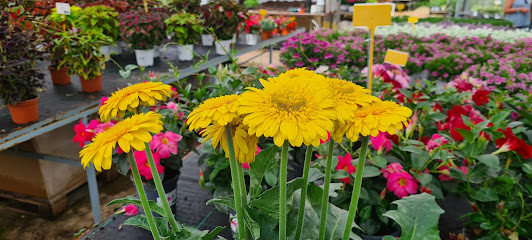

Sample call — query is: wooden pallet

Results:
[0,169,118,218]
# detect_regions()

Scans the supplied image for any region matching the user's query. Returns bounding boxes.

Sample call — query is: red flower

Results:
[452,79,474,92]
[437,105,486,142]
[420,186,433,194]
[472,90,490,106]
[494,128,532,159]
[432,102,443,112]
[336,153,356,184]
[72,120,94,147]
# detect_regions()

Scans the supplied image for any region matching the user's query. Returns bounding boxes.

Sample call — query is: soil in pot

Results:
[80,75,102,93]
[8,96,40,124]
[49,67,71,85]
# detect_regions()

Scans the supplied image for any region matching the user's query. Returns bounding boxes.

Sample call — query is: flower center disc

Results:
[271,92,307,112]
[161,138,169,145]
[398,178,407,186]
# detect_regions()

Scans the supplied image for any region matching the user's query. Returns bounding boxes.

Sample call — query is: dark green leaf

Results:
[470,188,499,202]
[249,146,280,199]
[361,166,381,178]
[107,196,165,216]
[473,154,500,169]
[383,193,444,240]
[206,195,235,211]
[455,129,474,142]
[373,155,387,168]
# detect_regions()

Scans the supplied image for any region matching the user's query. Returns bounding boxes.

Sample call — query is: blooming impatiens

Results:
[386,171,418,198]
[150,131,183,159]
[336,153,356,184]
[494,127,532,159]
[132,151,165,180]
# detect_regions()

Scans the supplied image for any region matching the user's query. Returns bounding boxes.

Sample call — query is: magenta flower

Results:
[386,171,418,198]
[72,120,93,148]
[132,151,164,180]
[381,163,403,178]
[100,96,108,106]
[123,204,138,216]
[426,134,449,151]
[370,132,392,154]
[335,153,356,184]
[150,131,183,159]
[324,53,333,59]
[93,122,116,135]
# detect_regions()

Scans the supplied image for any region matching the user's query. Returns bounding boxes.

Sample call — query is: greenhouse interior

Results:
[1,0,532,239]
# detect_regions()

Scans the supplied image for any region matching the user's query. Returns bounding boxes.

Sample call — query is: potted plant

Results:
[77,5,121,59]
[0,10,45,124]
[166,0,200,13]
[44,5,84,85]
[199,0,244,55]
[241,14,261,45]
[260,17,277,40]
[244,0,260,9]
[119,10,166,66]
[58,29,112,93]
[165,12,203,61]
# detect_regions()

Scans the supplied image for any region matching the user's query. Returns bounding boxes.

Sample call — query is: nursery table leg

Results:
[86,162,102,223]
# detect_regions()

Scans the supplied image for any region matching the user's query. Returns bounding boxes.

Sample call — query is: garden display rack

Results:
[0,27,304,224]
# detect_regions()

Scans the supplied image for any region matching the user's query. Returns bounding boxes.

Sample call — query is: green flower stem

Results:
[236,159,249,238]
[279,141,289,240]
[128,153,160,240]
[225,125,249,240]
[318,140,335,240]
[342,136,370,240]
[295,145,314,240]
[144,143,181,232]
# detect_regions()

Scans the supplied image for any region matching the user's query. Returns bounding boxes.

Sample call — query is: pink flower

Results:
[335,153,356,184]
[370,132,393,154]
[381,163,403,178]
[386,171,418,198]
[170,86,179,100]
[426,134,449,151]
[100,97,108,106]
[166,102,180,114]
[242,146,261,169]
[123,204,138,216]
[320,132,331,144]
[93,122,115,135]
[438,164,468,181]
[132,151,164,180]
[150,131,182,159]
[242,163,250,169]
[73,120,93,147]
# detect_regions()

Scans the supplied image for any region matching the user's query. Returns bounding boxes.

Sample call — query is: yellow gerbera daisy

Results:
[239,76,336,147]
[187,94,240,131]
[99,82,173,123]
[276,67,324,80]
[336,101,413,142]
[80,112,163,171]
[324,77,380,125]
[201,120,259,163]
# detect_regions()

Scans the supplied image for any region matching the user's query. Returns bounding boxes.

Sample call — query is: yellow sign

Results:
[384,49,409,67]
[407,16,419,23]
[397,4,405,12]
[408,16,418,32]
[259,9,267,17]
[352,4,393,29]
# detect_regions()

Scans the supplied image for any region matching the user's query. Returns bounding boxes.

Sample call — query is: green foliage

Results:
[48,5,83,29]
[260,18,277,31]
[165,12,203,45]
[199,0,245,40]
[118,10,166,50]
[55,29,112,79]
[383,193,444,240]
[0,9,45,105]
[77,5,120,42]
[244,0,260,9]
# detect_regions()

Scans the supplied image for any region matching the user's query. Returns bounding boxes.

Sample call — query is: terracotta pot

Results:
[49,67,71,85]
[281,28,290,35]
[79,75,102,93]
[291,23,297,31]
[8,96,40,124]
[261,31,272,40]
[272,28,279,35]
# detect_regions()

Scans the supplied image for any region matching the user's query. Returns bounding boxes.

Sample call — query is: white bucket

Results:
[215,40,232,55]
[202,34,214,46]
[177,44,194,61]
[153,46,160,58]
[135,49,154,66]
[99,45,112,62]
[245,34,258,46]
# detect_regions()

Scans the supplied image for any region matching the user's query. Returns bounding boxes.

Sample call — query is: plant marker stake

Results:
[352,3,392,92]
[408,16,419,32]
[143,0,149,13]
[384,49,409,67]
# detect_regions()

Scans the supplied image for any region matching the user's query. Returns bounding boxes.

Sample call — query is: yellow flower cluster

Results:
[99,82,173,123]
[80,82,171,171]
[186,68,413,163]
[80,111,163,171]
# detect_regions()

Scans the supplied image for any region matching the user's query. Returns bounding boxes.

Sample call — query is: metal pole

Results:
[269,44,273,64]
[83,117,101,224]
[454,0,463,18]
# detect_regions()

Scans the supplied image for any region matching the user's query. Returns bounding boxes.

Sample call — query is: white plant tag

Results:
[56,3,71,15]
